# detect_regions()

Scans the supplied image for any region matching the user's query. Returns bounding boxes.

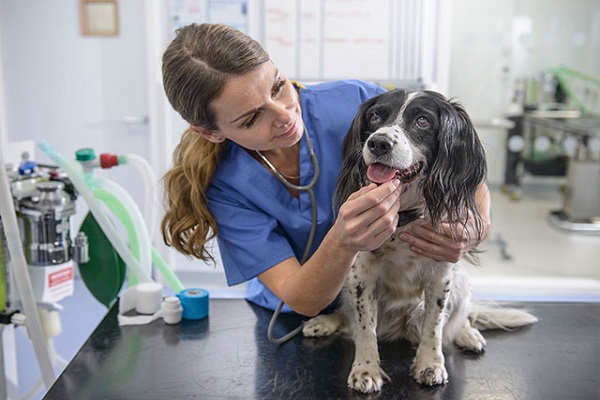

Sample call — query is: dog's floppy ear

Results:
[333,99,375,212]
[422,94,487,241]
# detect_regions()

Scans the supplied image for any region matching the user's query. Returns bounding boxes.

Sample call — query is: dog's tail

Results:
[469,303,538,330]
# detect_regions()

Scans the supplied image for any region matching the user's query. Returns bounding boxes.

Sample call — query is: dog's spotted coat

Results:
[302,89,538,393]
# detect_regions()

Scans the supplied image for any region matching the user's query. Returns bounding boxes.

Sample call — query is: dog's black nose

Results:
[367,135,393,156]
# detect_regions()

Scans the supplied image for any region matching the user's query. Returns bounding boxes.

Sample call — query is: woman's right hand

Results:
[259,180,402,317]
[333,180,402,252]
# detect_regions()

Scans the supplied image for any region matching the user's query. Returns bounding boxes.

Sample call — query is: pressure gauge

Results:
[534,135,551,152]
[507,135,525,153]
[589,137,600,156]
[562,136,579,158]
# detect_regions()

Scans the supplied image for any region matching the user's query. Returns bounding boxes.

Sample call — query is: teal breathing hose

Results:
[38,141,184,294]
[94,187,184,293]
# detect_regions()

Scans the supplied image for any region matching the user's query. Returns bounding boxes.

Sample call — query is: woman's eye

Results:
[272,78,286,97]
[368,111,381,126]
[416,116,430,129]
[244,112,259,129]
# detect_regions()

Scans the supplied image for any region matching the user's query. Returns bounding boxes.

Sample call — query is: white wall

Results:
[0,0,149,205]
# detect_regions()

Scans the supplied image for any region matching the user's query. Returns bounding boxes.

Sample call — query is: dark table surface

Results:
[44,299,600,400]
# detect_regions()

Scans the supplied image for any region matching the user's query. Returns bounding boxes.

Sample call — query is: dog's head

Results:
[336,89,487,239]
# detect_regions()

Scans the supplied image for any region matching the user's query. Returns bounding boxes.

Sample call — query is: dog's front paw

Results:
[454,326,486,353]
[302,314,341,337]
[411,362,448,386]
[347,362,389,393]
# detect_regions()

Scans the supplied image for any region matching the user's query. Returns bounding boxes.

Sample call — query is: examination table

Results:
[43,299,600,399]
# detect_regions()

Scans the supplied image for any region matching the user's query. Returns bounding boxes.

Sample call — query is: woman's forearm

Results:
[475,182,491,242]
[279,230,358,316]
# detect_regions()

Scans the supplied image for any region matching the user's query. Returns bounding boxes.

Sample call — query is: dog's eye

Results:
[416,116,430,129]
[368,111,382,127]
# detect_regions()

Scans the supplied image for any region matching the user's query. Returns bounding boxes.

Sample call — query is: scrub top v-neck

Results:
[206,79,385,312]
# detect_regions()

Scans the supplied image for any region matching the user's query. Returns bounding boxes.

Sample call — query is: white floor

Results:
[7,183,600,399]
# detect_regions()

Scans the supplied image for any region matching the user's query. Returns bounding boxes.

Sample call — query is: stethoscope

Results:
[254,129,320,344]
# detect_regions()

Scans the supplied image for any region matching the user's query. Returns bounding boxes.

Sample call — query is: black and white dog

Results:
[303,89,537,393]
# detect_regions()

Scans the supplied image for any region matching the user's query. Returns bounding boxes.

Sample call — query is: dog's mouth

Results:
[367,161,424,185]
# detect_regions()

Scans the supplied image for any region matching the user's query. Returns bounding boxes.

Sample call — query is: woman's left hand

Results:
[399,217,489,263]
[400,183,492,263]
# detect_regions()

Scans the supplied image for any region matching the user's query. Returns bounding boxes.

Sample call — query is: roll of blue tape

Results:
[176,288,209,320]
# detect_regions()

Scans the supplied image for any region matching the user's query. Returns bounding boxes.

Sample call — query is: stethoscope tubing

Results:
[257,130,320,345]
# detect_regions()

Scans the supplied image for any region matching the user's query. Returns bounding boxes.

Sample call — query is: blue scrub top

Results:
[206,80,386,312]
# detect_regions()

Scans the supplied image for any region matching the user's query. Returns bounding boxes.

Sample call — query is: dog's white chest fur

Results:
[355,235,431,301]
[349,230,456,340]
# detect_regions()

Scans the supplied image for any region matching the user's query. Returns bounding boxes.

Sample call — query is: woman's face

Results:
[202,62,304,152]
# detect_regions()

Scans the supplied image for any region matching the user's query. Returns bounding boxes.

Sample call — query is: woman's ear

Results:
[190,125,225,143]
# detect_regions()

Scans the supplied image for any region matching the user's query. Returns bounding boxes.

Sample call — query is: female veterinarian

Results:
[160,23,491,322]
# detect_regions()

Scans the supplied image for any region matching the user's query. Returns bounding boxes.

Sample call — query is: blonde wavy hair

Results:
[161,23,270,261]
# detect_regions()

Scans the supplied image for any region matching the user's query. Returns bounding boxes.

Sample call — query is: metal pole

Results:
[0,150,55,389]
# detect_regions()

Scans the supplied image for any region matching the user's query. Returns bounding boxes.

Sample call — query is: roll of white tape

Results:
[135,282,163,315]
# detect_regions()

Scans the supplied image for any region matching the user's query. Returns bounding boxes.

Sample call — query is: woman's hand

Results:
[398,220,475,263]
[333,180,402,252]
[399,183,491,263]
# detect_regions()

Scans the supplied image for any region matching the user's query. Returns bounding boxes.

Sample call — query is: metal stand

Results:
[548,210,600,234]
[548,159,600,234]
[0,149,56,398]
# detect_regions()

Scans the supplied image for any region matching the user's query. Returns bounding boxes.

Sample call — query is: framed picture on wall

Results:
[80,0,119,36]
